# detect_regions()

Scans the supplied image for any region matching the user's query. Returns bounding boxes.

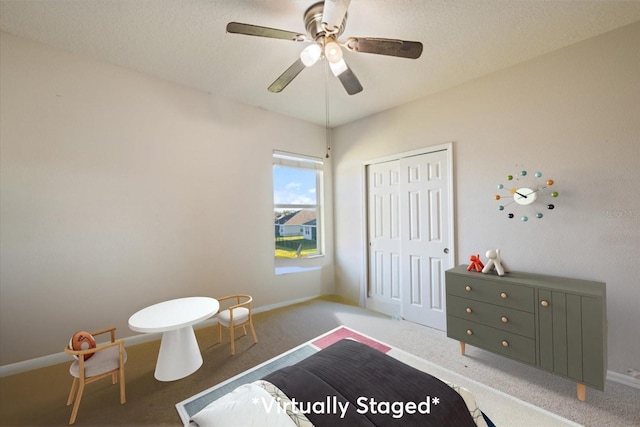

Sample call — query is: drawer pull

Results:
[501,316,509,323]
[540,300,549,307]
[466,329,473,336]
[500,292,508,299]
[465,285,472,292]
[466,307,472,313]
[502,340,509,347]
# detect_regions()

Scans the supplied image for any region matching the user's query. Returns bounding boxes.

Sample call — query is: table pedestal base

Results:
[155,326,202,381]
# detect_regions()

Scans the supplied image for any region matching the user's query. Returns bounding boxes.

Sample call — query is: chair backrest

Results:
[65,327,125,378]
[217,294,253,312]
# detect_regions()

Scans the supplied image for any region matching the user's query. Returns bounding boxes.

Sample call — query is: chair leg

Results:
[249,321,258,344]
[217,323,222,344]
[69,381,85,425]
[66,378,78,406]
[119,366,126,404]
[242,325,247,336]
[229,326,235,356]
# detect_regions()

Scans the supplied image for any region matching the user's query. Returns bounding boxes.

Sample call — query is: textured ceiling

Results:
[2,0,640,127]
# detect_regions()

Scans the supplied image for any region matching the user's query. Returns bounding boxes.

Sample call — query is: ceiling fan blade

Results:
[346,37,423,59]
[322,0,350,34]
[268,58,307,93]
[226,22,307,42]
[330,59,363,95]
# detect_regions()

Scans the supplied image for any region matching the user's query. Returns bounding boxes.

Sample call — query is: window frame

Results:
[273,151,324,265]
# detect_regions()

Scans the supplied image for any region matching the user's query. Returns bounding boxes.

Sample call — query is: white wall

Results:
[332,22,640,375]
[0,32,334,365]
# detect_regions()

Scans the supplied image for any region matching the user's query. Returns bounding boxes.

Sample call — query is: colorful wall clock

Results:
[494,170,558,222]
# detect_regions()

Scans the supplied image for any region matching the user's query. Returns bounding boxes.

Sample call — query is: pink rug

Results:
[312,326,392,353]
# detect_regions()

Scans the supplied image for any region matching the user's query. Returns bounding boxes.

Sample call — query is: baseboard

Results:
[607,370,640,389]
[0,295,320,378]
[252,295,319,315]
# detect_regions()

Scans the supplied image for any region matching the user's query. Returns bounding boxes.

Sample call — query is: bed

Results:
[190,339,494,427]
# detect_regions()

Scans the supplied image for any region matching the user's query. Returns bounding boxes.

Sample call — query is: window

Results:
[273,151,323,260]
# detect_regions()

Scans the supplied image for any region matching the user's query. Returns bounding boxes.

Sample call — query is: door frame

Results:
[360,142,456,320]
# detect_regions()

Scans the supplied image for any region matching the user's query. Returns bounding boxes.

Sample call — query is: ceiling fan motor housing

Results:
[304,1,347,40]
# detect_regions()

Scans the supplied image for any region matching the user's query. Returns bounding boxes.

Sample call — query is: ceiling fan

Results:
[226,0,423,95]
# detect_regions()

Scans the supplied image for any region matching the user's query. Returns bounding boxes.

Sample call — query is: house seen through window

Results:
[273,151,323,259]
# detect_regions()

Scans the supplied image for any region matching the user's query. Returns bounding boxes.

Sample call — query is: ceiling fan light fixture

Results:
[324,40,343,63]
[329,58,348,76]
[300,43,322,67]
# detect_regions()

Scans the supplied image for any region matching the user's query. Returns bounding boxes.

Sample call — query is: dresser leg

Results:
[576,383,586,401]
[459,341,466,355]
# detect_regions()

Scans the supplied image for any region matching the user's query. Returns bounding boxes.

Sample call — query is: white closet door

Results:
[365,147,452,330]
[366,160,402,317]
[399,149,450,330]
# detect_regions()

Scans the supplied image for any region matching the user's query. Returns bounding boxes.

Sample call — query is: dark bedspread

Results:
[263,339,477,427]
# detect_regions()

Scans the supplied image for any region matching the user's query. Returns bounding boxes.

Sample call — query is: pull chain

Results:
[325,60,331,159]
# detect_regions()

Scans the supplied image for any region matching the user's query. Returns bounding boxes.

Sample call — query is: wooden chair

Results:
[64,327,126,425]
[215,295,258,355]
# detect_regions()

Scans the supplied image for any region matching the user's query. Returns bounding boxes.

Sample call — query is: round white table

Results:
[128,297,219,381]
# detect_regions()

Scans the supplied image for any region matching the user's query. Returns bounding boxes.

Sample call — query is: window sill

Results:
[275,266,322,276]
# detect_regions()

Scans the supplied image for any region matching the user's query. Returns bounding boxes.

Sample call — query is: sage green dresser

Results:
[445,265,607,401]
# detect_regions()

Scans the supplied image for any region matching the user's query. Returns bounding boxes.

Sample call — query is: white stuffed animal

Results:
[482,248,509,276]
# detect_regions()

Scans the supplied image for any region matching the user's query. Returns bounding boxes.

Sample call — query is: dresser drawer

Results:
[447,316,536,365]
[446,274,534,312]
[447,294,535,338]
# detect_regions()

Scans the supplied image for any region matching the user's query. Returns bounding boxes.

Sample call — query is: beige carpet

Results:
[1,296,638,426]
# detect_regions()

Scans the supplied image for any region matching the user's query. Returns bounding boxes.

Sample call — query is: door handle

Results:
[444,248,449,254]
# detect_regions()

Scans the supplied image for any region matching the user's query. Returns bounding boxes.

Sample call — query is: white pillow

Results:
[191,383,297,427]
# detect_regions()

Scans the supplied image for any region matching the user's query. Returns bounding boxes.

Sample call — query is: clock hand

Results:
[529,186,547,195]
[516,186,548,198]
